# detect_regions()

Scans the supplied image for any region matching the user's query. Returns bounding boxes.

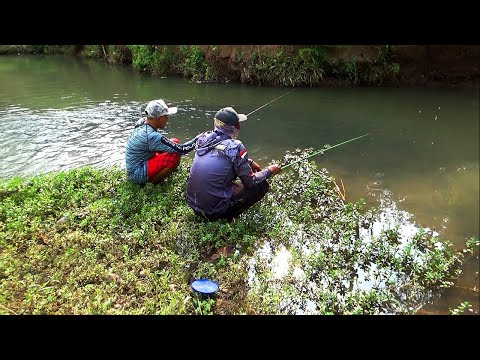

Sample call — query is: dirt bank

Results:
[392,45,480,86]
[198,45,480,87]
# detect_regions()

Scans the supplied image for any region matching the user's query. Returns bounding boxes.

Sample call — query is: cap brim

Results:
[238,114,247,122]
[167,106,178,115]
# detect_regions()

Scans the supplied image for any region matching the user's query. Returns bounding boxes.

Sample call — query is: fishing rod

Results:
[281,132,375,170]
[246,89,295,117]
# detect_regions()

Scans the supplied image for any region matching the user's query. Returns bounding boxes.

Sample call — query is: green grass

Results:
[0,154,475,314]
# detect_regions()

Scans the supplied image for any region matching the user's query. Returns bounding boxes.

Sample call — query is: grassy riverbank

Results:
[1,151,477,315]
[2,45,478,87]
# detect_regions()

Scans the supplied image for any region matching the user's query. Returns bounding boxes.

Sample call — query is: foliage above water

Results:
[0,154,475,314]
[1,45,401,87]
[123,44,401,87]
[126,45,215,82]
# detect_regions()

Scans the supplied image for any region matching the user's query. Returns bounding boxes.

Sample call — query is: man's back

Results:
[187,132,240,215]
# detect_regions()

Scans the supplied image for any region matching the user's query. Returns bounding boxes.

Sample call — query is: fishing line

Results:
[281,131,378,170]
[246,89,295,117]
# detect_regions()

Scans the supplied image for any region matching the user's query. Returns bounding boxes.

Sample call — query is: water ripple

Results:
[0,101,142,179]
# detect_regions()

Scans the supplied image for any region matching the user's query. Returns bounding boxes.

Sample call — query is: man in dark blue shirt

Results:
[186,106,282,220]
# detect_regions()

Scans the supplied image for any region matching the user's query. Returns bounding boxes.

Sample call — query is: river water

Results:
[0,55,478,314]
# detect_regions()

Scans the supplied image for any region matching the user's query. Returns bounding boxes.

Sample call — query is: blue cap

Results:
[214,107,247,126]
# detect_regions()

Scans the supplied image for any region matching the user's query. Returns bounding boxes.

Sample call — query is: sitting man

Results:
[186,106,282,220]
[125,99,198,185]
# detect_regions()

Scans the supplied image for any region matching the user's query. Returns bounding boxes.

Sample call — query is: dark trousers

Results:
[196,180,270,221]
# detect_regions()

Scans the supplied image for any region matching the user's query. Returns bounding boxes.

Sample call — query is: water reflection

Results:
[247,188,446,315]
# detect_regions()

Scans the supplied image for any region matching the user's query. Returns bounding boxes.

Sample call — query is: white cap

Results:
[145,99,178,118]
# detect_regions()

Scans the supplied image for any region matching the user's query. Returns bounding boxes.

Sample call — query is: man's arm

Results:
[160,135,198,154]
[234,144,272,188]
[149,132,199,155]
[249,159,262,172]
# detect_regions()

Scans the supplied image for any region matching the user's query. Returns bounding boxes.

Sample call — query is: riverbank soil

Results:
[199,45,480,86]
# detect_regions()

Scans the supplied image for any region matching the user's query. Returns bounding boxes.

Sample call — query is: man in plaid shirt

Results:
[125,99,199,185]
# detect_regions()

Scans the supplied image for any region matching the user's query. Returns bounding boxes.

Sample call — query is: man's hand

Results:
[251,161,262,172]
[268,164,282,175]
